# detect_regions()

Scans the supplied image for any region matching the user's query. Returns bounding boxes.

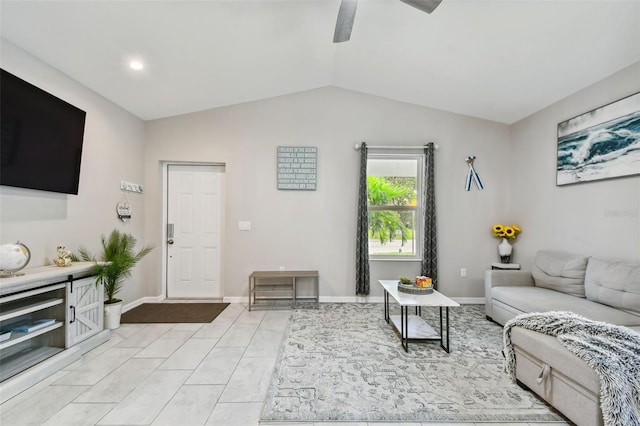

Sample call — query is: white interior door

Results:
[167,164,224,298]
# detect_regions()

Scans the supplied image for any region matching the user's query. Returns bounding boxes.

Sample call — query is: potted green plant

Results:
[78,229,153,329]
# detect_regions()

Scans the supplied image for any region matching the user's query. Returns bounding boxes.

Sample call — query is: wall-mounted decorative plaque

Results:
[277,146,317,190]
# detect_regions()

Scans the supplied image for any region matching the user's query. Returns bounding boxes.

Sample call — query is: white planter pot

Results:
[104,301,123,330]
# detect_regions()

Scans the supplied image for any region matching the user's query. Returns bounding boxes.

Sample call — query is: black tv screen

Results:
[1,69,86,195]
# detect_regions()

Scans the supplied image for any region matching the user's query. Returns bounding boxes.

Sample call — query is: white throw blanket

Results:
[503,311,640,426]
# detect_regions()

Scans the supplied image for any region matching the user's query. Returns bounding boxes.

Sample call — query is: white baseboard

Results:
[123,296,165,313]
[222,296,485,305]
[320,296,385,303]
[321,296,485,304]
[223,297,247,304]
[224,296,384,304]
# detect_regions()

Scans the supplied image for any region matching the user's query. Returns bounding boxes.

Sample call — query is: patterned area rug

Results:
[262,303,564,423]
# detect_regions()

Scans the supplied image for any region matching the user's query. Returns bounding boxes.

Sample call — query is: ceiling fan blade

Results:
[398,0,443,14]
[334,0,358,43]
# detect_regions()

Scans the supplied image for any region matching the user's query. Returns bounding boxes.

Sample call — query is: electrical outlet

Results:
[460,268,467,278]
[279,266,285,272]
[238,221,252,231]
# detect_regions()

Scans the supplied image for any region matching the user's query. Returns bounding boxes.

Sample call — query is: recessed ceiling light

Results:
[129,60,144,71]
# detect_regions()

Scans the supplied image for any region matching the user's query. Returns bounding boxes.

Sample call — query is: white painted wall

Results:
[509,63,640,268]
[0,40,151,304]
[145,87,511,300]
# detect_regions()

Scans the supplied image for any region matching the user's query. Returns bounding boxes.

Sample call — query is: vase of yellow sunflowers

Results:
[492,224,522,263]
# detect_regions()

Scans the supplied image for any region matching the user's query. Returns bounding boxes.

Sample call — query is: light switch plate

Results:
[238,221,252,231]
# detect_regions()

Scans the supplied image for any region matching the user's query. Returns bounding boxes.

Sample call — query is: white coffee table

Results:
[378,280,460,352]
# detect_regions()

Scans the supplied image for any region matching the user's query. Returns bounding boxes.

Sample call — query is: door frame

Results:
[161,161,226,300]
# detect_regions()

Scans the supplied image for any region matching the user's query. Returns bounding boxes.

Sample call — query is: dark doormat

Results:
[120,303,229,323]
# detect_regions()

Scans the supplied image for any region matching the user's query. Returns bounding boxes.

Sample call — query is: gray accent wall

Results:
[509,62,640,269]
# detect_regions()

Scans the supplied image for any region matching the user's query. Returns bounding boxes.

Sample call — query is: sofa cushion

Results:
[531,251,588,297]
[585,257,640,314]
[492,286,640,326]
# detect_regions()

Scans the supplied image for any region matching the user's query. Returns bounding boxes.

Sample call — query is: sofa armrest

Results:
[484,270,534,319]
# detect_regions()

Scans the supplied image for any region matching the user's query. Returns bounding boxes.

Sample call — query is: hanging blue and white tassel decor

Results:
[465,156,484,191]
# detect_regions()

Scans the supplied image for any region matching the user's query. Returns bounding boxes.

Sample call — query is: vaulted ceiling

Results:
[1,0,639,124]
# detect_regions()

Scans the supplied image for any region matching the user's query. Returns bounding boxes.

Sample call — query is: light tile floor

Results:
[0,303,570,426]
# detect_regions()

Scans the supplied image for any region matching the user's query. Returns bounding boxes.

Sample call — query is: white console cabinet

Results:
[66,276,104,347]
[0,263,110,403]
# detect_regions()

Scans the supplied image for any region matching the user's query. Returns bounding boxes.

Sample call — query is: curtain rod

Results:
[353,143,439,150]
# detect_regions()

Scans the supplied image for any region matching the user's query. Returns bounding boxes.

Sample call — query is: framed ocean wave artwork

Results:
[557,92,640,186]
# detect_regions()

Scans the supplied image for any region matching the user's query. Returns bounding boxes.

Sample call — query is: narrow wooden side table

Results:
[248,270,319,311]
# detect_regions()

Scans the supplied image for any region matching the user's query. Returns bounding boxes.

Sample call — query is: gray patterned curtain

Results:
[422,142,438,289]
[356,142,370,295]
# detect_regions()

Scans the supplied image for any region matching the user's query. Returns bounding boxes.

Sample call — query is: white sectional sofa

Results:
[484,251,640,426]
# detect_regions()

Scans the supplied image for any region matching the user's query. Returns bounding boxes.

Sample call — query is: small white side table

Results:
[491,262,521,270]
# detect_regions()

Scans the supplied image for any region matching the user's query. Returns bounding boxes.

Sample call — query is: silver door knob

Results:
[167,239,174,245]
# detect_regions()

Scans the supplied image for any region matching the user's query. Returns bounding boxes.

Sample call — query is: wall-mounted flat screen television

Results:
[1,69,86,195]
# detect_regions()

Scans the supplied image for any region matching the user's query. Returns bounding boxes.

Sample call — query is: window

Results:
[367,154,423,259]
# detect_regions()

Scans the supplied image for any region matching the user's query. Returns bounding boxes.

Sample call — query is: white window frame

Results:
[367,152,424,261]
